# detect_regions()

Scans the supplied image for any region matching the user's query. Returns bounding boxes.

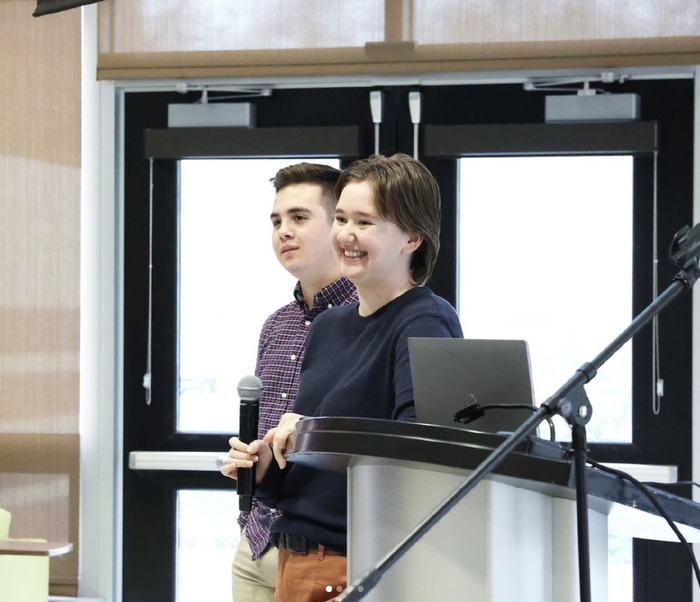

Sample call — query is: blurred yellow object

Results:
[0,507,50,602]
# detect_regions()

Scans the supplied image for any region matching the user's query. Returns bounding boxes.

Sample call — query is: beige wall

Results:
[0,0,81,595]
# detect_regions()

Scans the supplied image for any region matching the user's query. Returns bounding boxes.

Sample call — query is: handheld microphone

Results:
[237,375,263,511]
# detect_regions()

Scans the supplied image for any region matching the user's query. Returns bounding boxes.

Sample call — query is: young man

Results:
[227,163,357,602]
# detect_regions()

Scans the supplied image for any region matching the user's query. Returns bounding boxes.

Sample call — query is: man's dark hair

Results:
[335,153,441,286]
[272,163,341,217]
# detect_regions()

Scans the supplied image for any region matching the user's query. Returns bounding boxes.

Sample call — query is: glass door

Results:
[418,79,694,602]
[122,88,375,602]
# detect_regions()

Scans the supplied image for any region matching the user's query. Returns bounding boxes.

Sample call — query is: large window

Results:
[178,159,338,434]
[459,155,634,443]
[458,155,635,601]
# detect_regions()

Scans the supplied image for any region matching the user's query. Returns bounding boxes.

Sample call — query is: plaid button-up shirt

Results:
[238,277,357,559]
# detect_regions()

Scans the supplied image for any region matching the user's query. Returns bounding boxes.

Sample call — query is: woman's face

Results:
[332,181,420,292]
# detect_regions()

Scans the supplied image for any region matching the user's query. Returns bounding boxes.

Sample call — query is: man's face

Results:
[270,183,338,280]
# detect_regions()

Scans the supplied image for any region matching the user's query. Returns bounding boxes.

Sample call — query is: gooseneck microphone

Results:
[237,375,263,511]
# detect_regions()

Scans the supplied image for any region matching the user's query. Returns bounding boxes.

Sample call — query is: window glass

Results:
[609,534,633,602]
[178,159,340,433]
[177,490,239,602]
[458,156,634,443]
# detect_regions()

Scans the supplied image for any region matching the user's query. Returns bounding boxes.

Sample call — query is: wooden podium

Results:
[287,417,700,602]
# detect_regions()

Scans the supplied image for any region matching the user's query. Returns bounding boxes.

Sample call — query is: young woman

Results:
[222,153,463,602]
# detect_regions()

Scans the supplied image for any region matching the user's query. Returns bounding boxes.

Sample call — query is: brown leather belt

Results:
[275,532,346,556]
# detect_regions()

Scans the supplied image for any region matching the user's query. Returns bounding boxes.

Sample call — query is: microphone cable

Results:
[454,402,557,441]
[586,457,700,589]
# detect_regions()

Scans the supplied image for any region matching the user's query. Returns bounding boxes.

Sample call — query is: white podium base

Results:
[348,458,608,602]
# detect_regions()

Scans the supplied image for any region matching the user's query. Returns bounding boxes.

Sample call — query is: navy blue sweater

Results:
[257,286,463,551]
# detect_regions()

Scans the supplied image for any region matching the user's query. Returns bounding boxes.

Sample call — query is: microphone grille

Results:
[237,375,263,401]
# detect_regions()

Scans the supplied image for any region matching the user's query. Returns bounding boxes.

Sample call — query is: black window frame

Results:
[122,80,695,602]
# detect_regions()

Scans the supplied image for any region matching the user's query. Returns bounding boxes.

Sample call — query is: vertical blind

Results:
[97,0,700,79]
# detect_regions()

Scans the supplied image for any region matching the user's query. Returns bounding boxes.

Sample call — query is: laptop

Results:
[408,338,538,434]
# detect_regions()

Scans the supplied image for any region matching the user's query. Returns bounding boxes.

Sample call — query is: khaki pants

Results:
[232,531,278,602]
[274,546,347,602]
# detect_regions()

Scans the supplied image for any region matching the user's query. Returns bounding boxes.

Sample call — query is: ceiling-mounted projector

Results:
[545,93,640,123]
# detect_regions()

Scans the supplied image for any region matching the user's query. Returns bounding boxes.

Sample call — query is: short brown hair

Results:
[335,153,441,285]
[271,163,341,217]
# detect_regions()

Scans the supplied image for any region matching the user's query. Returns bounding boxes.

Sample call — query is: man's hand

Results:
[220,437,273,484]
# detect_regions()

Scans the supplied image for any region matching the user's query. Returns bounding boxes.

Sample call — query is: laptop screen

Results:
[408,338,537,434]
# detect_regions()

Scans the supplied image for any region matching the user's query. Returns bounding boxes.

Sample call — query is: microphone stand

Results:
[337,224,700,602]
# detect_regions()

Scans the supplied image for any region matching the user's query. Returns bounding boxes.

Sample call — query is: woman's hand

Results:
[220,437,273,484]
[262,413,304,469]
